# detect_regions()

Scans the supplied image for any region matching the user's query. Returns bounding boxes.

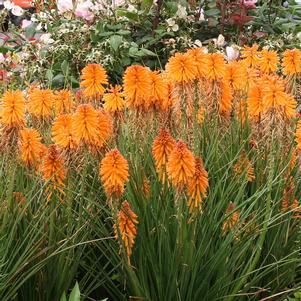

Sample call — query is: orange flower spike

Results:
[123,65,152,110]
[262,78,289,113]
[1,90,25,127]
[165,52,197,83]
[289,148,297,172]
[282,49,301,76]
[52,114,77,149]
[41,144,66,190]
[284,94,297,119]
[292,199,301,219]
[236,99,248,125]
[224,61,247,91]
[241,44,260,68]
[197,106,206,125]
[142,176,151,198]
[149,71,168,109]
[152,129,176,183]
[28,88,54,119]
[234,151,255,182]
[219,80,233,115]
[113,200,138,262]
[246,66,260,87]
[295,120,301,150]
[167,140,195,190]
[161,79,178,111]
[207,53,226,81]
[13,192,26,206]
[222,202,240,235]
[258,50,279,74]
[247,84,264,119]
[95,110,113,148]
[72,104,99,146]
[19,128,45,166]
[54,89,73,115]
[99,149,129,198]
[103,85,125,113]
[80,64,108,98]
[187,157,209,213]
[186,48,209,78]
[281,195,289,213]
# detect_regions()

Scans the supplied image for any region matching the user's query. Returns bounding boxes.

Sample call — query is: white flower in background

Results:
[127,4,137,12]
[31,14,38,22]
[296,0,301,4]
[213,34,225,47]
[176,4,187,19]
[36,23,43,30]
[113,0,125,6]
[57,0,73,14]
[226,45,240,61]
[11,5,24,16]
[4,0,25,16]
[166,18,179,32]
[3,0,13,10]
[21,19,32,29]
[40,33,54,44]
[38,12,49,20]
[199,8,205,21]
[296,32,301,40]
[92,0,106,11]
[194,39,202,48]
[19,51,30,60]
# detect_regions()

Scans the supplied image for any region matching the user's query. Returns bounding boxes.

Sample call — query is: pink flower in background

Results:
[243,0,257,9]
[21,19,32,29]
[75,0,94,21]
[57,0,73,14]
[0,53,5,63]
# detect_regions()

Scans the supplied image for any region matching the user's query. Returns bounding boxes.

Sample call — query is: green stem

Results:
[227,137,274,301]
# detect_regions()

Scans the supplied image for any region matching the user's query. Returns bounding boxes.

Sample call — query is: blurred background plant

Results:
[1,0,301,87]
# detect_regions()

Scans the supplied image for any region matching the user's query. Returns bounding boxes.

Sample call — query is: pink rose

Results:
[57,0,73,14]
[243,0,257,9]
[21,19,32,29]
[75,1,94,21]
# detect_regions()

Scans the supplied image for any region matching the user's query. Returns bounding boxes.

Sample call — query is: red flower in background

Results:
[230,13,254,24]
[0,70,8,81]
[12,0,33,9]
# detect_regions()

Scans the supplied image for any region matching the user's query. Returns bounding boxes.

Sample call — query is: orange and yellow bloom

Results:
[152,129,176,184]
[19,128,46,166]
[187,157,209,212]
[80,64,108,99]
[113,200,138,263]
[123,65,152,111]
[282,49,301,76]
[103,85,125,114]
[166,52,197,83]
[100,149,129,198]
[52,114,77,150]
[1,90,25,127]
[28,88,54,119]
[41,144,66,196]
[167,140,195,189]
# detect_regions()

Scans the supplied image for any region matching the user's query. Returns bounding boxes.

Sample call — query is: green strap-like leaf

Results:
[68,282,80,301]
